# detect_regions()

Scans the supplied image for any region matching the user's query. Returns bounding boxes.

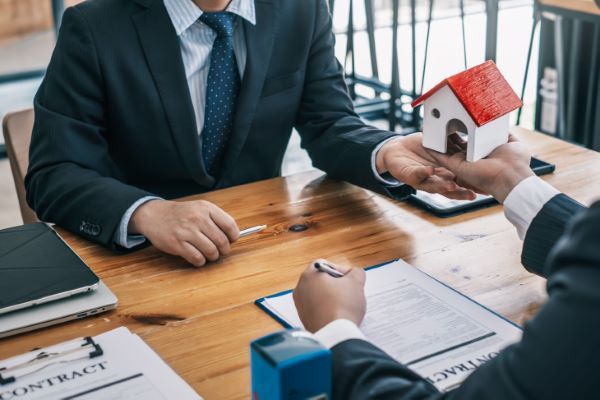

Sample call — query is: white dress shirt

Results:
[313,176,561,348]
[114,0,255,248]
[114,0,400,248]
[502,176,560,239]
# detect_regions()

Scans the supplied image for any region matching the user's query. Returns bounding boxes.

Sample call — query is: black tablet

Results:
[0,223,99,315]
[409,157,556,217]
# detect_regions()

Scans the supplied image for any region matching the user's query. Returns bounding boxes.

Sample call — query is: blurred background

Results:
[1,0,599,229]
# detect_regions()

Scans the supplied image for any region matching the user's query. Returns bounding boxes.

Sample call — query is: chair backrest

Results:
[2,109,38,224]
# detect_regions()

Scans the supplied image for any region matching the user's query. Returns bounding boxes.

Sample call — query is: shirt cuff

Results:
[503,176,560,240]
[313,319,366,349]
[371,136,404,187]
[114,196,162,249]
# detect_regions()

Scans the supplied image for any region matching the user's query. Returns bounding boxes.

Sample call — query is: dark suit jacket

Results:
[25,0,409,250]
[332,194,600,400]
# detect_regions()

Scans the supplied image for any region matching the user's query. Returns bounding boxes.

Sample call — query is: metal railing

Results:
[335,0,534,133]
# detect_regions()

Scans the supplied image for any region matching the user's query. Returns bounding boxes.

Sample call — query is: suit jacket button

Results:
[91,225,101,236]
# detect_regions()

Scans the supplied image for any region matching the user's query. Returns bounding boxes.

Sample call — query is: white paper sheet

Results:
[261,259,522,392]
[0,327,202,400]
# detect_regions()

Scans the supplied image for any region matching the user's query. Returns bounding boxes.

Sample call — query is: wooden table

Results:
[1,128,599,399]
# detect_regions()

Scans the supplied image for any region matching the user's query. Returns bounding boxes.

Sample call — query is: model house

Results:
[412,60,523,162]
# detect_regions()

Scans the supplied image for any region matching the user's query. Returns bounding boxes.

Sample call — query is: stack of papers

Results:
[0,327,202,400]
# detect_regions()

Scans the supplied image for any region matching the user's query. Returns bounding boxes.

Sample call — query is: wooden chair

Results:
[2,109,38,224]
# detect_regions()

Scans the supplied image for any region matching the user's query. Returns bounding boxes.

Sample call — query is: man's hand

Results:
[377,133,476,200]
[293,260,366,333]
[427,134,534,203]
[129,199,240,267]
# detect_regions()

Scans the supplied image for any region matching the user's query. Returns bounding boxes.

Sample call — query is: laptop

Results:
[0,281,117,339]
[0,223,100,315]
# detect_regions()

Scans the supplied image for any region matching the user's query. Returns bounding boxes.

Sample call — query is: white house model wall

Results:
[421,85,510,162]
[422,85,475,155]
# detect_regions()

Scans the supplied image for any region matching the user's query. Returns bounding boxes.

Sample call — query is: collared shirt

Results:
[114,0,399,248]
[164,0,256,135]
[114,0,255,249]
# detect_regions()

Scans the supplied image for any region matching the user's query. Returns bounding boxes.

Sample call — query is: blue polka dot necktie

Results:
[199,11,240,177]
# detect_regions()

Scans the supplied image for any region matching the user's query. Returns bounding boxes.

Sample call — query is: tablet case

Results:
[0,223,99,312]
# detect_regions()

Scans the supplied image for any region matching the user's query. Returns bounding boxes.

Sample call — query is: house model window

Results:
[412,60,523,162]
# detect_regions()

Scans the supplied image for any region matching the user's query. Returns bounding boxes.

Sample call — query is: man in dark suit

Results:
[25,0,473,266]
[293,136,599,399]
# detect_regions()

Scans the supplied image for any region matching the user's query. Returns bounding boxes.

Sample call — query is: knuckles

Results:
[213,236,229,251]
[167,200,239,266]
[227,224,240,240]
[191,255,207,267]
[204,247,220,261]
[187,212,211,224]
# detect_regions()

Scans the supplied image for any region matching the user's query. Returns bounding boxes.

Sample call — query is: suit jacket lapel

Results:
[218,0,279,185]
[132,0,213,187]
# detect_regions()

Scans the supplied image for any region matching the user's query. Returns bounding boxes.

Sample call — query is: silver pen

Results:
[239,225,267,238]
[314,261,345,278]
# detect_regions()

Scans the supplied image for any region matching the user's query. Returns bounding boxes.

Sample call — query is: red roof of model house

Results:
[411,60,523,127]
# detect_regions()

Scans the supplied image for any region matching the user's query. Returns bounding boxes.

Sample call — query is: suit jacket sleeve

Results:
[331,339,442,400]
[25,7,154,250]
[331,196,600,400]
[521,193,585,276]
[294,0,414,200]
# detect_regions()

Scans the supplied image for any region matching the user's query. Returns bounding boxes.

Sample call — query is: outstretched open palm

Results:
[377,133,477,200]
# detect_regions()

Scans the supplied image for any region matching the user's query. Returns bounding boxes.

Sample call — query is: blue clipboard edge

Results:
[255,289,294,329]
[255,258,523,331]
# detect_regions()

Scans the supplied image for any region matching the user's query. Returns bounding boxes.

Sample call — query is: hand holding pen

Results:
[293,259,367,332]
[314,260,345,278]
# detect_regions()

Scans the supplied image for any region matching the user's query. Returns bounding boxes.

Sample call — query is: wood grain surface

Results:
[540,0,600,16]
[0,0,85,42]
[0,0,51,42]
[0,128,599,399]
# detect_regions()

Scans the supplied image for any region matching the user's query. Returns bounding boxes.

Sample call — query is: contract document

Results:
[0,327,202,400]
[256,259,522,391]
